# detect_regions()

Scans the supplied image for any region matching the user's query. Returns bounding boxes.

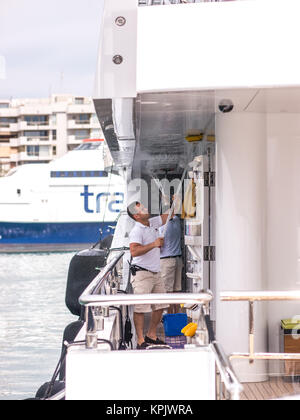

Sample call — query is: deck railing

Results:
[80,251,125,298]
[47,288,300,400]
[220,291,300,364]
[80,290,213,307]
[78,253,242,399]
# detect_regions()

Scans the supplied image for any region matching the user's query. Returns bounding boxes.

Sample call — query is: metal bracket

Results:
[204,171,215,187]
[204,246,216,261]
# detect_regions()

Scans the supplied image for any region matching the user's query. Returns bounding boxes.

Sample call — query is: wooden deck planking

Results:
[239,377,298,400]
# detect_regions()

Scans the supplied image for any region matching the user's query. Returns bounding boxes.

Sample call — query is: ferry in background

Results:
[0,139,125,251]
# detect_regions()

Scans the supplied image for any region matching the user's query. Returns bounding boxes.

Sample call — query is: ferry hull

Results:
[0,221,115,246]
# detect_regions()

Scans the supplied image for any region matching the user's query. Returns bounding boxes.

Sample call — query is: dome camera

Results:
[218,99,234,113]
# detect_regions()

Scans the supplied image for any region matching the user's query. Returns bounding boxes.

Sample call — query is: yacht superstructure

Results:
[38,0,300,400]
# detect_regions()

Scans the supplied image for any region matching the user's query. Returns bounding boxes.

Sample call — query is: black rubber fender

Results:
[65,248,107,317]
[35,381,65,400]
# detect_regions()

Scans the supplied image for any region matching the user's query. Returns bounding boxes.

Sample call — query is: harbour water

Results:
[0,251,76,400]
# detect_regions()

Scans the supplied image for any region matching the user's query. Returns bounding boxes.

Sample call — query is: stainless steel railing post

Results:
[220,291,300,365]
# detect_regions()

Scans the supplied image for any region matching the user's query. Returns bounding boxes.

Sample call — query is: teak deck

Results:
[238,377,298,400]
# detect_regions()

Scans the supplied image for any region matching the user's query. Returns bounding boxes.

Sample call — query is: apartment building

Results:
[0,94,104,174]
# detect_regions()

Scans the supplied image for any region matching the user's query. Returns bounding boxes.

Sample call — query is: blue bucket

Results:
[163,313,188,337]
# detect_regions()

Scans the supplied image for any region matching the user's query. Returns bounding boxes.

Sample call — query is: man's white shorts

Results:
[131,270,168,313]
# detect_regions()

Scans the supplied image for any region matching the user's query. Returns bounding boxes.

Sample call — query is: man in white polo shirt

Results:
[127,201,171,349]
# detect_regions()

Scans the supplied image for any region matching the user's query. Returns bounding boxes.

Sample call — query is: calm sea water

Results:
[0,252,76,400]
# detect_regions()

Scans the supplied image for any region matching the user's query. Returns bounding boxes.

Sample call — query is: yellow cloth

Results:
[181,180,196,219]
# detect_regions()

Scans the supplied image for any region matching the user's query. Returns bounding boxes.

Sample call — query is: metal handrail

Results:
[80,291,213,307]
[79,248,213,307]
[221,290,300,302]
[210,341,243,400]
[220,290,300,364]
[79,251,125,299]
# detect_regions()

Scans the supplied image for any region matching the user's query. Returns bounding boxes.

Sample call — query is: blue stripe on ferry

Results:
[0,222,116,244]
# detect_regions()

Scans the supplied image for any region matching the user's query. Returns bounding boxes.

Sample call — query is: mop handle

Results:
[160,167,188,238]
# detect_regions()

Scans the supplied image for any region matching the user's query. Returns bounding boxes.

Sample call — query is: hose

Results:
[110,306,126,350]
[117,289,133,349]
[204,314,216,343]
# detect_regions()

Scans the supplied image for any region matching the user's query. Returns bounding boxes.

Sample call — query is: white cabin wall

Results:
[215,109,300,380]
[215,112,268,382]
[266,113,300,354]
[137,0,300,93]
[95,1,300,101]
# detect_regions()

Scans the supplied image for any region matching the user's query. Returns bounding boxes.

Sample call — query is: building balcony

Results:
[9,138,21,147]
[67,104,94,114]
[0,147,11,159]
[68,119,100,129]
[10,136,51,147]
[67,135,87,144]
[0,108,20,118]
[18,121,51,131]
[9,151,52,163]
[0,122,18,132]
[67,120,91,129]
[8,123,18,132]
[18,105,52,116]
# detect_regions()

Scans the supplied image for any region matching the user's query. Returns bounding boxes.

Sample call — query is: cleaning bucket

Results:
[163,313,188,337]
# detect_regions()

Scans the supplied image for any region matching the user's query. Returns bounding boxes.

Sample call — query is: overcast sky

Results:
[0,0,104,99]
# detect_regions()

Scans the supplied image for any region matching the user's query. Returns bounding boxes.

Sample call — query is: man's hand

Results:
[154,237,164,248]
[160,194,182,225]
[130,238,164,257]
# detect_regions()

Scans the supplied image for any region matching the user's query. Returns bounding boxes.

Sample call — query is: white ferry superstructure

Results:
[37,0,300,401]
[0,139,125,250]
